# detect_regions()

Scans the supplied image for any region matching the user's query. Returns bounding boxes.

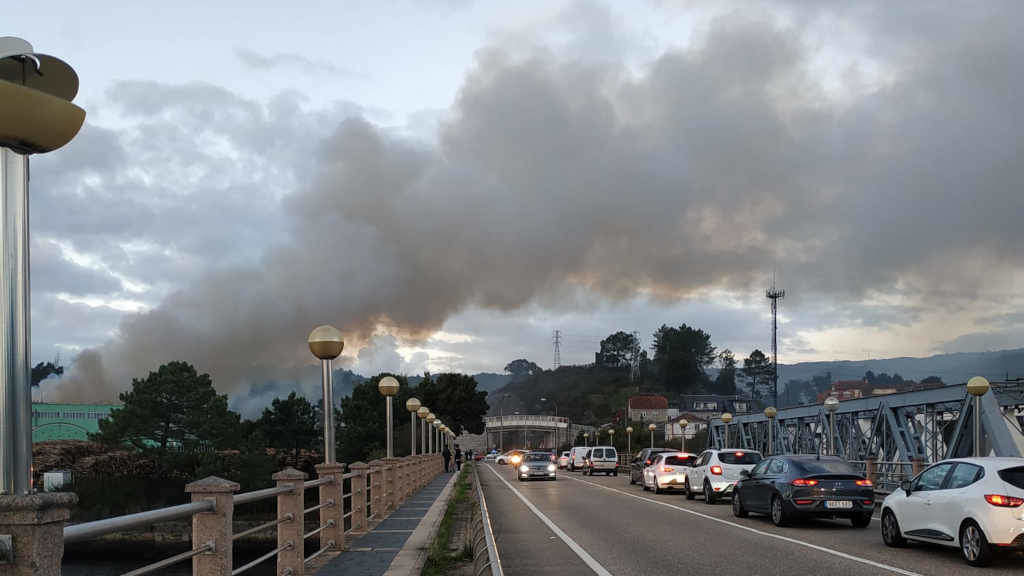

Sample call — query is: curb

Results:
[381,472,458,576]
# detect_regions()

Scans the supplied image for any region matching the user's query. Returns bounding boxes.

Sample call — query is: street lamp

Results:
[426,412,436,453]
[308,325,344,464]
[721,413,733,448]
[648,423,656,449]
[764,406,777,456]
[824,396,839,455]
[625,426,633,458]
[0,39,86,496]
[418,406,430,454]
[967,376,991,458]
[406,397,421,456]
[432,420,441,453]
[379,376,400,459]
[583,432,589,447]
[498,393,511,453]
[541,396,560,446]
[678,417,689,453]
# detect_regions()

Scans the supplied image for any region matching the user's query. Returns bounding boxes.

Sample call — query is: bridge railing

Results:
[58,453,443,576]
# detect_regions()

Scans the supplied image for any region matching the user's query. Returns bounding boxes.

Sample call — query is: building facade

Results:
[31,402,117,442]
[627,394,669,422]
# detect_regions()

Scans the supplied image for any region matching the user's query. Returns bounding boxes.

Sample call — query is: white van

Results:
[569,446,590,471]
[584,446,618,476]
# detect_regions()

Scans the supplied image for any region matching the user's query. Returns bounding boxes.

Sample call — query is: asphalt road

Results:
[478,463,1024,576]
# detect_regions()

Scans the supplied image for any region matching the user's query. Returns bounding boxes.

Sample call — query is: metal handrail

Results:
[473,464,503,576]
[304,476,334,489]
[232,541,292,576]
[121,542,214,576]
[304,499,335,516]
[342,471,359,479]
[64,500,215,543]
[304,541,335,565]
[232,514,293,541]
[305,520,334,540]
[234,484,294,506]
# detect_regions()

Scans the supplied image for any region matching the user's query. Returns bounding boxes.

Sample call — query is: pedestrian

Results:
[454,444,463,471]
[442,444,452,473]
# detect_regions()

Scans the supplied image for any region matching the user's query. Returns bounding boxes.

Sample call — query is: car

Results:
[484,451,498,462]
[732,455,875,528]
[686,449,763,503]
[517,451,558,481]
[495,449,526,465]
[881,457,1024,566]
[583,446,618,476]
[558,451,570,469]
[630,447,674,485]
[569,446,590,471]
[643,452,698,493]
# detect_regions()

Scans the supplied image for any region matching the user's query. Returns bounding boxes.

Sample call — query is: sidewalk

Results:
[315,471,455,576]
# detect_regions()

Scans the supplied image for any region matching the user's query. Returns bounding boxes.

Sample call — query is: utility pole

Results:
[766,276,785,408]
[553,330,561,369]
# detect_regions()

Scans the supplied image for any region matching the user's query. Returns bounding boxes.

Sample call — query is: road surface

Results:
[478,463,1023,576]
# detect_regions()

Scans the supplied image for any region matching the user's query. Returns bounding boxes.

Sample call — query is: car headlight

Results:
[520,465,529,473]
[511,455,522,464]
[547,464,556,472]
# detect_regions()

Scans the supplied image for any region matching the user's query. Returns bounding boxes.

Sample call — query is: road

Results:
[478,463,1023,576]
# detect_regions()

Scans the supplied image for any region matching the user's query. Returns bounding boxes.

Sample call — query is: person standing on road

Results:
[442,445,452,473]
[454,444,463,471]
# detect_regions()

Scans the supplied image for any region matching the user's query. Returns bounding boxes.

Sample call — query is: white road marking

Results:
[564,474,924,576]
[486,465,614,576]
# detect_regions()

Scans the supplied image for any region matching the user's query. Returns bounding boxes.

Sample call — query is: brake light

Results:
[710,465,723,475]
[985,494,1024,508]
[855,479,873,487]
[645,459,651,466]
[662,466,675,473]
[794,500,813,505]
[791,478,818,487]
[734,452,744,457]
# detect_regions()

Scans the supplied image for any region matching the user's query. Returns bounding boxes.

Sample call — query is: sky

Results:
[7,0,1024,408]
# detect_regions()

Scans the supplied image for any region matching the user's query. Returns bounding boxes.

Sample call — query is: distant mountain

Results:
[777,348,1024,388]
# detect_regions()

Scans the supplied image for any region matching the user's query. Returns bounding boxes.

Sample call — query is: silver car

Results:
[518,451,558,481]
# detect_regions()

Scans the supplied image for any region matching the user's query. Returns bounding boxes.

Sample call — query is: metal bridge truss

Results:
[708,382,1024,466]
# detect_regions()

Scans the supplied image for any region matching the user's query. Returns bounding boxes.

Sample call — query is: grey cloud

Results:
[56,4,1024,400]
[235,48,366,79]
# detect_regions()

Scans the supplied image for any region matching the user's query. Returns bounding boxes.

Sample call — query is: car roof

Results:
[938,457,1024,467]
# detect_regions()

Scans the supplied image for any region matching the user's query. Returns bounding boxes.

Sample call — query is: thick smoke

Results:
[55,4,1024,401]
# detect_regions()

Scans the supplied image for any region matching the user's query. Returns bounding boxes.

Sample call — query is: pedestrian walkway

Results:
[315,471,454,576]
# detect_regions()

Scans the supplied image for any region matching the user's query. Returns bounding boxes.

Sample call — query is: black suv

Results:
[630,447,673,485]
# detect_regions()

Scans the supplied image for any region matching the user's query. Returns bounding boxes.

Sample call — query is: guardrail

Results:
[471,464,502,576]
[848,459,922,494]
[57,453,444,576]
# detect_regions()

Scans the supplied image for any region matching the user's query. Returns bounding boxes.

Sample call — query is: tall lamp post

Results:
[721,413,733,448]
[625,426,633,458]
[967,377,990,457]
[678,417,689,453]
[407,397,421,455]
[418,406,430,453]
[648,423,656,449]
[764,407,777,456]
[0,37,85,496]
[541,396,559,446]
[824,396,839,455]
[427,413,436,453]
[583,432,589,447]
[379,377,400,459]
[308,325,344,464]
[498,393,511,454]
[608,428,615,448]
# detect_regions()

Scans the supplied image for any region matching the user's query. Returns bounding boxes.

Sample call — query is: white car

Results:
[583,446,619,476]
[686,449,763,503]
[642,452,698,494]
[558,451,570,469]
[881,457,1024,566]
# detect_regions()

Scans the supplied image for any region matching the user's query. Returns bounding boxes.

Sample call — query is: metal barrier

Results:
[57,453,443,576]
[471,464,502,576]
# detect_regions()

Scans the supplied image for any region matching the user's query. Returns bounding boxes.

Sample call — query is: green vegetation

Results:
[422,465,473,576]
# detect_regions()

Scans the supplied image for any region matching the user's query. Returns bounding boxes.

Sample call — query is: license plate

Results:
[825,500,852,509]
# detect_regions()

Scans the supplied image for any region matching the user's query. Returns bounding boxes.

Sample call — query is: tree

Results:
[31,360,63,387]
[92,361,240,451]
[651,324,716,394]
[338,374,407,462]
[596,331,639,368]
[711,349,737,395]
[257,392,318,462]
[741,350,773,401]
[504,359,542,380]
[418,373,489,435]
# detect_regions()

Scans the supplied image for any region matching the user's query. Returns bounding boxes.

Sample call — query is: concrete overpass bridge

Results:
[484,414,581,451]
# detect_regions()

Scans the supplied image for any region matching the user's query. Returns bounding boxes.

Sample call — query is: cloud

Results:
[235,48,366,79]
[51,3,1024,402]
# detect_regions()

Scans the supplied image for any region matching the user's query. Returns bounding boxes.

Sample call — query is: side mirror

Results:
[739,469,750,479]
[900,480,912,494]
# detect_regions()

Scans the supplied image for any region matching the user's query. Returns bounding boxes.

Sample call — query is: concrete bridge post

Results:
[273,467,307,576]
[315,462,345,552]
[369,459,384,521]
[865,457,877,485]
[349,462,368,533]
[185,476,239,576]
[0,492,76,576]
[384,459,396,512]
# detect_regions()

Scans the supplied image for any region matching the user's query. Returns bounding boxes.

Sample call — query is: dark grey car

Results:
[518,451,557,481]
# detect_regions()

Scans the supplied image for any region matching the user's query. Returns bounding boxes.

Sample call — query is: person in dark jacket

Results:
[454,445,463,471]
[442,445,452,472]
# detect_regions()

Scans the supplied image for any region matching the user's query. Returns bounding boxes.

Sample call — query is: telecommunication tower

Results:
[629,330,642,382]
[766,279,786,407]
[552,330,561,369]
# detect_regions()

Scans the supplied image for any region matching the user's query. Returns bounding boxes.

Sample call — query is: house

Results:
[627,394,669,422]
[677,394,750,419]
[664,413,708,440]
[816,380,872,402]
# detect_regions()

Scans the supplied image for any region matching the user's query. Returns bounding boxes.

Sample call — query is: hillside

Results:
[777,348,1024,387]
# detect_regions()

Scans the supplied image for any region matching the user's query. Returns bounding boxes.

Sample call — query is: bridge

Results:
[484,414,581,451]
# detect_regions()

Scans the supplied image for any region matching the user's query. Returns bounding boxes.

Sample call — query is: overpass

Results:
[484,414,586,451]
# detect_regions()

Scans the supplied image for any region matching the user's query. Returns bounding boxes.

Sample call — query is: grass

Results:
[422,464,473,576]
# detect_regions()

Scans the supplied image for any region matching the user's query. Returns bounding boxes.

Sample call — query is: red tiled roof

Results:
[629,395,668,409]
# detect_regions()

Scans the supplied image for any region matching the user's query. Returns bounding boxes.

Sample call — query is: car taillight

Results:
[662,466,675,472]
[645,459,651,466]
[794,499,813,505]
[985,494,1024,508]
[791,478,818,487]
[710,465,723,475]
[855,479,873,487]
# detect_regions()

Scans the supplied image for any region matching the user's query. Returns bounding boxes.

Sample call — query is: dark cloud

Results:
[54,4,1024,400]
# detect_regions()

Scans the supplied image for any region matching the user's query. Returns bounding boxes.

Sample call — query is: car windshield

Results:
[665,455,695,466]
[561,452,569,457]
[998,466,1024,489]
[525,453,549,462]
[797,459,860,476]
[592,448,604,458]
[718,451,762,465]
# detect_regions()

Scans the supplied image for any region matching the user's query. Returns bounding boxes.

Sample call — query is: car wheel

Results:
[704,481,716,504]
[881,509,906,547]
[851,512,872,528]
[613,470,618,477]
[732,492,748,518]
[770,495,788,527]
[629,472,636,485]
[960,520,993,567]
[685,479,695,500]
[654,482,662,494]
